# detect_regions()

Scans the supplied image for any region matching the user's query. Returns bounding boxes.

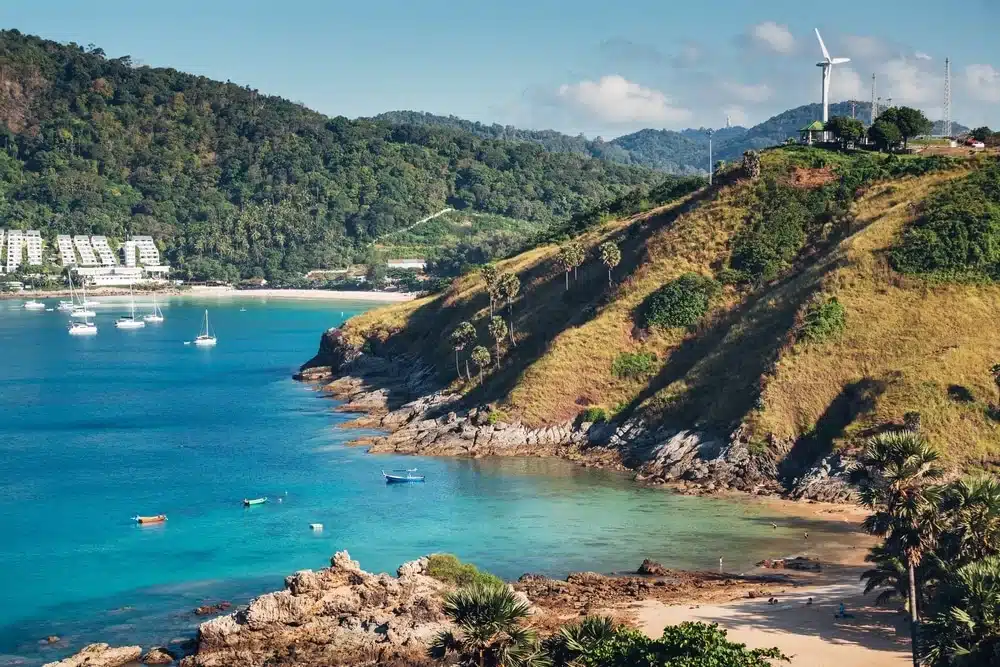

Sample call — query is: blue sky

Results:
[2,0,998,137]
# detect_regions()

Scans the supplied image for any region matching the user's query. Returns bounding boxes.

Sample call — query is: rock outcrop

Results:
[141,647,177,664]
[43,643,142,667]
[181,550,448,667]
[294,326,864,503]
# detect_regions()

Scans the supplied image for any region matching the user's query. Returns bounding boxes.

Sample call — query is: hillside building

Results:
[387,258,426,271]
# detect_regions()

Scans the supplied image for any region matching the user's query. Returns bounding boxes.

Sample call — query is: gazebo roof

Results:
[799,121,826,132]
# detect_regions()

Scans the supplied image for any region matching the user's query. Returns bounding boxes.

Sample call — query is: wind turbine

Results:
[815,28,850,124]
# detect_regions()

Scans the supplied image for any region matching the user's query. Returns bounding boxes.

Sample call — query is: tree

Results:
[481,264,499,317]
[450,322,477,382]
[939,475,1000,564]
[971,126,994,142]
[922,556,1000,666]
[364,261,387,289]
[488,316,507,370]
[497,272,520,346]
[471,346,491,384]
[881,107,933,149]
[429,582,545,667]
[857,430,944,667]
[741,150,761,181]
[558,243,585,290]
[869,119,903,152]
[825,115,865,150]
[599,241,621,287]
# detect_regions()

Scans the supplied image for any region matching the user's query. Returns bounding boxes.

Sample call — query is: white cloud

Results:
[722,81,772,103]
[555,75,692,125]
[914,51,933,61]
[883,58,939,105]
[842,35,886,59]
[830,67,865,100]
[749,21,796,54]
[965,64,1000,102]
[723,106,749,127]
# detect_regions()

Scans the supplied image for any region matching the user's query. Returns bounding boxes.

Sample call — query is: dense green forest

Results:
[0,31,666,281]
[379,104,967,175]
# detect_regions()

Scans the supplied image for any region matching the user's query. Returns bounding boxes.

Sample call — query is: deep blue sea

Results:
[0,295,853,665]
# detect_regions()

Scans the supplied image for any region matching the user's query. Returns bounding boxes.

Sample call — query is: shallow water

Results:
[0,296,853,665]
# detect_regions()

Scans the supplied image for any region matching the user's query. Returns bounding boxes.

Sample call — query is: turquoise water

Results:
[0,296,852,665]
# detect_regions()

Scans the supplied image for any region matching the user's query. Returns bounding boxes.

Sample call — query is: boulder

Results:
[396,556,429,578]
[330,550,361,572]
[142,647,177,664]
[42,643,142,667]
[637,559,669,576]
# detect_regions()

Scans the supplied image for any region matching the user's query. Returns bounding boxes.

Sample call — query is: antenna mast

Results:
[871,74,878,124]
[943,57,952,138]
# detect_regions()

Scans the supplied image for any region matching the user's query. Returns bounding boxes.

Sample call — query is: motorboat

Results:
[23,300,45,310]
[133,514,167,525]
[243,497,268,506]
[382,469,425,484]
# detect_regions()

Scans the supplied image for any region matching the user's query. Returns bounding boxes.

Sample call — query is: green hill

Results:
[329,146,1000,480]
[0,31,666,281]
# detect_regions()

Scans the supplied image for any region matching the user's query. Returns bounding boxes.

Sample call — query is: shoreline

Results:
[0,287,417,303]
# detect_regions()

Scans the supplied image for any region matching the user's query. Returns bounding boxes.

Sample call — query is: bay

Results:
[0,296,849,665]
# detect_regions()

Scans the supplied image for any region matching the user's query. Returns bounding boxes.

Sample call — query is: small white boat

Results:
[115,283,146,329]
[23,300,45,310]
[192,309,217,346]
[71,307,96,318]
[309,523,323,531]
[80,299,100,307]
[143,296,164,323]
[68,320,97,336]
[57,300,75,311]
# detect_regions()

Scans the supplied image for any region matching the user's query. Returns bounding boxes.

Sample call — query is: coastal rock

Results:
[637,559,669,576]
[43,643,142,667]
[757,556,822,572]
[192,602,231,616]
[142,647,177,664]
[788,454,857,503]
[187,551,449,667]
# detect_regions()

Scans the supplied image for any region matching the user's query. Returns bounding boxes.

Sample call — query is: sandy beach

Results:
[0,287,416,302]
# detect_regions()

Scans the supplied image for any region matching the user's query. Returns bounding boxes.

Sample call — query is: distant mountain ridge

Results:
[375,105,969,174]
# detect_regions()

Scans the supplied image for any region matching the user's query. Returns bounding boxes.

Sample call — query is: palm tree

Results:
[922,555,1000,666]
[543,615,616,667]
[481,264,499,317]
[558,245,574,291]
[429,582,545,667]
[488,316,507,370]
[498,272,520,346]
[857,430,944,667]
[599,241,621,288]
[940,475,1000,564]
[450,322,477,382]
[471,346,491,385]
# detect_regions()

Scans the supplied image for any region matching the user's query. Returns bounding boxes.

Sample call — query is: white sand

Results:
[632,581,909,667]
[186,287,416,302]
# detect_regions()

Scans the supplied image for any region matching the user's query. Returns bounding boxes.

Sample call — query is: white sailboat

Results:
[69,278,96,318]
[23,277,45,309]
[68,281,97,335]
[57,272,75,311]
[192,309,217,346]
[143,295,164,323]
[115,283,145,329]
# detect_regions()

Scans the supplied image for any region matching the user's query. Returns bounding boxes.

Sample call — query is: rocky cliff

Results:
[296,329,857,503]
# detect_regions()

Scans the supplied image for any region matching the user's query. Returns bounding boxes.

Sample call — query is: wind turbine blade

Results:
[831,57,851,65]
[815,28,831,61]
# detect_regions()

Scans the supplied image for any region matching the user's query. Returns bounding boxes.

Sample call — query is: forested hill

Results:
[0,31,666,281]
[377,104,969,175]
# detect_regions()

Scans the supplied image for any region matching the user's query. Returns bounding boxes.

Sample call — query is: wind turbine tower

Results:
[943,58,952,138]
[815,29,850,125]
[871,74,878,124]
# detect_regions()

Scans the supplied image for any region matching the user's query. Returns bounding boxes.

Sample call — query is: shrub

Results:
[425,554,504,587]
[643,273,719,329]
[580,407,608,423]
[612,351,658,379]
[799,297,846,342]
[486,409,508,425]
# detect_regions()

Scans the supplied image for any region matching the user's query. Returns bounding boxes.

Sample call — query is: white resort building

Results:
[5,230,22,273]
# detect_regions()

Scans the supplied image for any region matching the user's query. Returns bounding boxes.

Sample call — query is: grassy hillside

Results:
[337,146,1000,468]
[0,31,664,281]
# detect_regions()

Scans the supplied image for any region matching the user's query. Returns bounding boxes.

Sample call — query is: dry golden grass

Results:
[338,151,1000,466]
[758,169,1000,463]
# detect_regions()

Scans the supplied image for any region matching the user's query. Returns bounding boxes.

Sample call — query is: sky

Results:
[2,0,998,138]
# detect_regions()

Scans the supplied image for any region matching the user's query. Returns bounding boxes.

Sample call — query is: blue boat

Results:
[382,468,425,484]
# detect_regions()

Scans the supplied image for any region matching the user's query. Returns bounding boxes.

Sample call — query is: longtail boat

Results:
[243,497,268,506]
[133,514,167,525]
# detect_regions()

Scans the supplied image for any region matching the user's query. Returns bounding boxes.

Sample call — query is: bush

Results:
[799,297,846,342]
[612,352,658,379]
[580,407,608,423]
[425,554,504,587]
[486,409,508,425]
[643,273,719,329]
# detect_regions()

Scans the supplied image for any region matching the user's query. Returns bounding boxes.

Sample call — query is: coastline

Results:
[0,287,416,303]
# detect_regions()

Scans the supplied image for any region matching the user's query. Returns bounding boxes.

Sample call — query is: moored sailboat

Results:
[115,283,145,329]
[143,295,164,323]
[191,310,217,346]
